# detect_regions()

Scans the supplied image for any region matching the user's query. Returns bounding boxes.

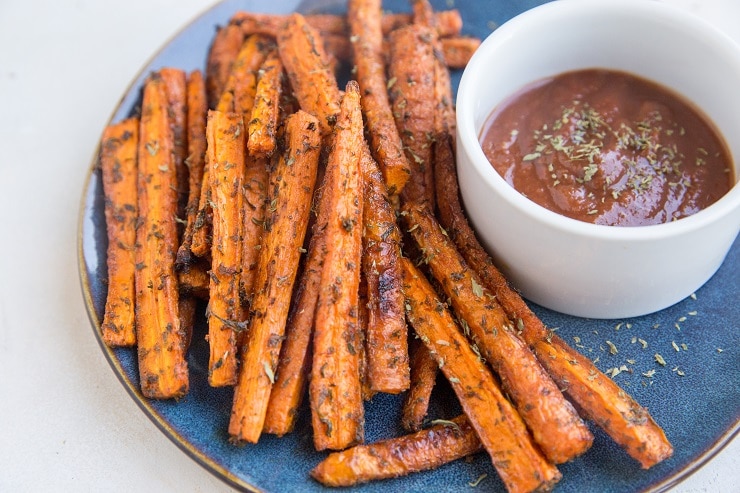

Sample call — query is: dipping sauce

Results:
[480,69,734,226]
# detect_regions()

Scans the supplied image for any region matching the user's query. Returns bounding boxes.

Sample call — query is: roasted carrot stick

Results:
[206,23,245,109]
[100,118,139,347]
[432,134,673,468]
[358,144,409,393]
[239,155,269,308]
[247,49,283,158]
[158,68,188,227]
[217,34,273,115]
[388,24,437,208]
[229,110,322,443]
[263,148,336,436]
[277,13,341,137]
[311,414,481,487]
[189,159,212,258]
[310,82,365,451]
[400,339,438,432]
[135,74,189,399]
[206,110,247,387]
[176,70,208,268]
[404,205,593,464]
[348,0,411,196]
[439,37,481,69]
[357,273,374,401]
[401,258,561,492]
[229,10,463,39]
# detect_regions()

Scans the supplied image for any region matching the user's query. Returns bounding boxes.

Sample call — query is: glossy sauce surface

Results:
[480,69,734,226]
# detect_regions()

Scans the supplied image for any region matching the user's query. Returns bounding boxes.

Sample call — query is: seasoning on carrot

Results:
[158,68,189,228]
[310,82,365,451]
[135,73,189,399]
[400,339,438,432]
[311,415,481,487]
[247,49,283,158]
[229,110,321,443]
[100,117,139,347]
[206,110,247,387]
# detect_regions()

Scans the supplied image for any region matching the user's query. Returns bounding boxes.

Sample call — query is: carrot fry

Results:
[359,143,409,393]
[400,339,438,432]
[217,34,274,115]
[239,156,269,308]
[277,13,341,137]
[432,134,673,468]
[135,74,189,399]
[388,24,437,208]
[263,142,337,436]
[229,10,463,39]
[189,157,212,258]
[349,0,411,196]
[440,37,480,69]
[229,110,321,443]
[206,110,247,387]
[247,49,283,158]
[100,118,139,347]
[176,70,208,268]
[311,414,481,487]
[401,258,561,492]
[310,82,365,451]
[158,68,189,227]
[206,23,245,109]
[404,205,594,464]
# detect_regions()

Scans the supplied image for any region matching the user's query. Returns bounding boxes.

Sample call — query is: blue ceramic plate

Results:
[78,1,739,491]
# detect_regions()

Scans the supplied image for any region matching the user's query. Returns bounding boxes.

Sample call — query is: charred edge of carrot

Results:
[310,415,481,487]
[206,110,246,388]
[263,151,336,436]
[135,76,189,399]
[177,70,208,268]
[206,24,246,109]
[400,339,438,432]
[100,118,139,347]
[403,204,594,465]
[359,144,409,394]
[248,49,283,158]
[401,258,562,492]
[432,135,672,468]
[388,24,437,209]
[177,257,210,300]
[229,110,321,443]
[229,10,463,38]
[357,272,374,401]
[349,0,411,197]
[310,82,365,451]
[277,13,341,137]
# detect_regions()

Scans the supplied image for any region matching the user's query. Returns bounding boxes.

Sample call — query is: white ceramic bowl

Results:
[456,0,740,318]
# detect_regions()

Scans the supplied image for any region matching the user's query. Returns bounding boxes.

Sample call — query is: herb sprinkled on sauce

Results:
[481,69,733,226]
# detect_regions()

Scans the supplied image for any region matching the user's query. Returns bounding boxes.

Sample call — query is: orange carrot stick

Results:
[310,82,365,451]
[359,144,409,394]
[135,74,189,399]
[348,0,411,196]
[158,68,188,226]
[277,13,341,137]
[100,117,139,347]
[440,37,481,69]
[247,49,283,158]
[206,110,247,387]
[388,24,437,208]
[402,258,561,492]
[217,34,274,115]
[404,205,594,464]
[400,339,438,432]
[311,415,481,487]
[206,23,245,109]
[229,110,321,443]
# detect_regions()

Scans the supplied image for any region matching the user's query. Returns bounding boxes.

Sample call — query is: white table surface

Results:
[0,0,737,491]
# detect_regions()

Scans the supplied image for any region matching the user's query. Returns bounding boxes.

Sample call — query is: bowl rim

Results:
[456,0,740,243]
